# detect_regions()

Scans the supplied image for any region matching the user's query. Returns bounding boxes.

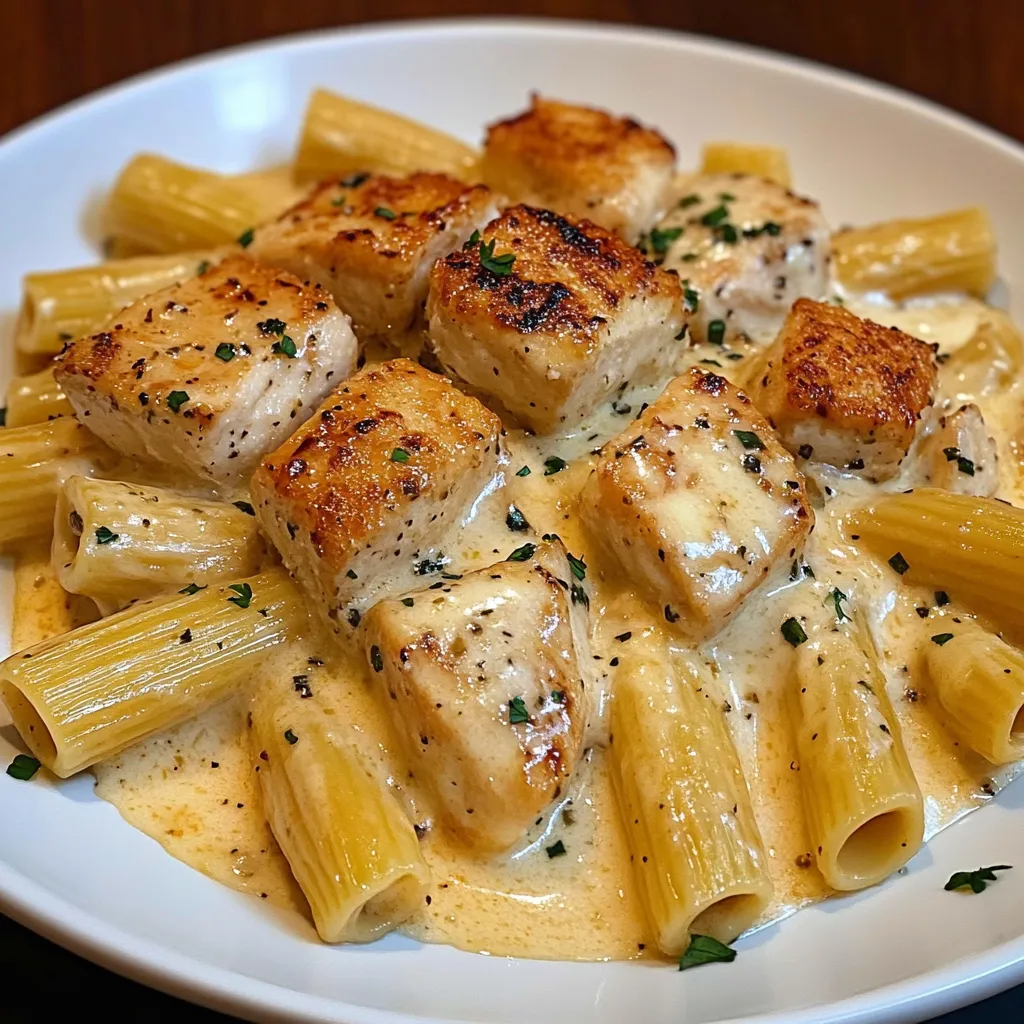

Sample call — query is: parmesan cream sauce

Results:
[11,294,1024,962]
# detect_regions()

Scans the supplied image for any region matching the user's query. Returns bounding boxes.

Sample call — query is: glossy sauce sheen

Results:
[13,297,1024,961]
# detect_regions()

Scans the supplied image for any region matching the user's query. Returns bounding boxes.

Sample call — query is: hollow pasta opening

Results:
[1,680,58,771]
[1011,704,1024,741]
[690,891,765,944]
[835,810,908,881]
[344,869,426,943]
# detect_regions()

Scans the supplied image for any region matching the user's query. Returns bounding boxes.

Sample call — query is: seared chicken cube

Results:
[482,95,676,243]
[249,172,498,344]
[251,359,502,634]
[581,367,813,638]
[657,173,831,345]
[55,255,356,483]
[756,299,938,480]
[917,403,998,496]
[427,205,684,433]
[363,539,593,852]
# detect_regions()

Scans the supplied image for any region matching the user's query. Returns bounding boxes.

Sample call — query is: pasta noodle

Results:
[249,681,429,943]
[945,308,1024,396]
[5,367,73,426]
[609,647,772,955]
[0,570,306,777]
[700,142,792,187]
[53,476,268,614]
[791,622,924,890]
[832,207,996,299]
[294,88,480,183]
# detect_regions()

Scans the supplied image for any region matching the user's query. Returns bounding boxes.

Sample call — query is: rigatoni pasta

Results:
[5,367,73,426]
[0,570,306,777]
[53,477,268,614]
[249,681,429,943]
[700,142,792,187]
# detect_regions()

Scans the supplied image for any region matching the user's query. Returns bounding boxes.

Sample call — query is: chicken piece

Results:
[55,255,356,483]
[363,539,593,852]
[656,173,830,345]
[756,299,938,481]
[581,367,813,638]
[427,205,684,433]
[916,403,998,496]
[249,172,498,345]
[482,95,676,243]
[251,359,502,635]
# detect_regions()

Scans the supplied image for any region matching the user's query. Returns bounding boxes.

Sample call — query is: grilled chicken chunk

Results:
[657,173,831,345]
[55,255,356,483]
[251,359,502,635]
[756,299,938,481]
[249,172,498,345]
[427,205,685,433]
[482,95,676,243]
[581,368,813,638]
[916,403,998,496]
[363,539,593,852]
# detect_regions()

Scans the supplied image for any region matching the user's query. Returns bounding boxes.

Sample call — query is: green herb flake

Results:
[506,505,530,532]
[957,456,976,476]
[781,617,808,647]
[233,501,255,516]
[6,754,40,781]
[463,229,481,250]
[945,864,1011,893]
[272,336,298,358]
[179,583,207,595]
[374,206,397,220]
[733,430,764,451]
[166,390,190,413]
[544,456,568,476]
[479,238,516,276]
[679,194,702,208]
[567,552,587,581]
[935,590,950,607]
[683,286,700,313]
[215,342,236,362]
[551,690,565,703]
[340,172,370,188]
[95,526,118,545]
[331,194,347,207]
[888,552,910,575]
[370,645,384,672]
[707,320,726,346]
[237,227,255,248]
[716,223,739,244]
[196,260,211,275]
[546,839,567,858]
[649,226,684,255]
[508,695,529,724]
[513,466,532,480]
[829,588,850,622]
[700,204,729,227]
[678,934,737,971]
[390,447,411,463]
[508,542,536,563]
[931,632,955,646]
[942,446,960,462]
[226,582,253,608]
[258,318,287,336]
[345,569,358,580]
[401,597,415,607]
[284,729,298,745]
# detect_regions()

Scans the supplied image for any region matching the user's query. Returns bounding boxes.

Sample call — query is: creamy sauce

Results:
[12,295,1024,962]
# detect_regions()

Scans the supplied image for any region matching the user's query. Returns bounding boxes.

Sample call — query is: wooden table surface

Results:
[3,1,1024,1021]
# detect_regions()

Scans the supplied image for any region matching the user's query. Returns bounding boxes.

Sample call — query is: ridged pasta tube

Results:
[609,649,772,955]
[249,682,429,943]
[53,476,267,614]
[700,142,791,187]
[6,367,73,426]
[0,569,306,777]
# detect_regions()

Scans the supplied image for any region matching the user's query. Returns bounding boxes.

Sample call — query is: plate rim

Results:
[3,16,1024,1024]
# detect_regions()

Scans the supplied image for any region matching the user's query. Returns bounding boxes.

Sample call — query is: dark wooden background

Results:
[3,1,1024,1021]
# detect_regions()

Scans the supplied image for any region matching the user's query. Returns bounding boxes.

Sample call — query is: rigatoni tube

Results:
[294,88,480,183]
[53,477,268,614]
[6,367,73,427]
[791,626,923,891]
[700,142,792,187]
[0,569,307,777]
[249,683,429,943]
[609,649,772,955]
[16,251,219,356]
[924,619,1024,764]
[0,418,100,549]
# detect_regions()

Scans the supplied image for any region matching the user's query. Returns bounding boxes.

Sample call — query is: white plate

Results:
[2,18,1024,1024]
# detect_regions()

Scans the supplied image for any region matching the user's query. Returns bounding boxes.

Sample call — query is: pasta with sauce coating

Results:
[5,367,73,427]
[700,142,792,187]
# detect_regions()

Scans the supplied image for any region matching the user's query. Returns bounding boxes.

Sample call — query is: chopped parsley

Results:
[733,430,764,451]
[551,690,565,703]
[478,238,516,276]
[615,631,632,643]
[715,223,739,244]
[679,194,702,208]
[258,318,287,336]
[370,645,383,672]
[546,839,567,858]
[374,206,397,220]
[226,582,253,608]
[508,543,536,562]
[272,336,297,358]
[508,695,529,724]
[781,617,807,646]
[401,597,415,607]
[331,195,347,207]
[935,590,950,606]
[463,229,481,250]
[415,557,446,575]
[942,446,960,461]
[683,286,700,313]
[957,456,976,476]
[571,582,589,608]
[233,501,255,516]
[196,260,211,275]
[649,226,683,256]
[166,390,189,413]
[237,227,255,248]
[700,205,730,227]
[340,172,370,188]
[215,342,236,362]
[828,588,850,622]
[346,569,358,579]
[293,675,312,698]
[179,583,206,595]
[347,608,361,627]
[544,456,568,476]
[945,865,1011,893]
[94,526,118,545]
[707,320,726,346]
[284,729,298,745]
[506,505,530,532]
[888,552,910,575]
[567,552,587,581]
[742,454,762,474]
[931,633,955,646]
[515,465,531,477]
[6,754,40,781]
[390,447,411,463]
[679,934,736,971]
